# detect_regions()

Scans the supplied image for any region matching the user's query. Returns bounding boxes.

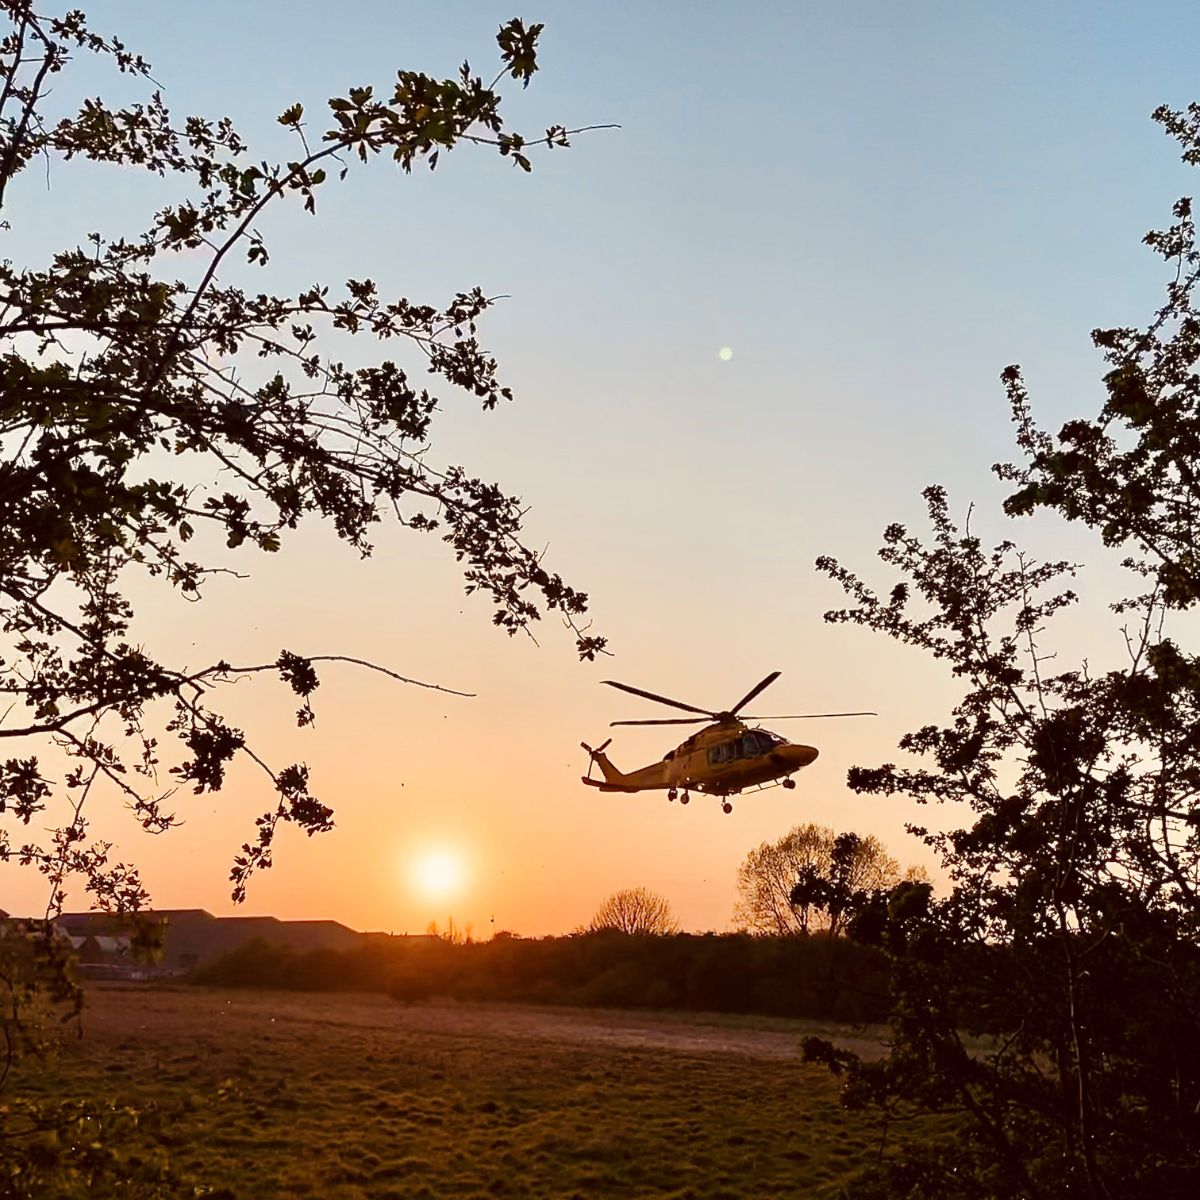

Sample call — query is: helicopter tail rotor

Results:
[581,739,613,781]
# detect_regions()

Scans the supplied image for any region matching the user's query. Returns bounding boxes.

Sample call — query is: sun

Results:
[411,849,465,899]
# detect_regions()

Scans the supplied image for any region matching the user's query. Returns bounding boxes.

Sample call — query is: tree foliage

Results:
[808,105,1200,1200]
[586,886,679,936]
[193,927,890,1022]
[0,4,609,1187]
[0,2,607,919]
[734,823,899,936]
[788,831,901,938]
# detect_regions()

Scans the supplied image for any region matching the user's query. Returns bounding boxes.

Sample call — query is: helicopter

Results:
[581,671,873,814]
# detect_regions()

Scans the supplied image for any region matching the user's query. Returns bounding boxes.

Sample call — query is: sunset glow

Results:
[1,2,1194,942]
[411,850,466,900]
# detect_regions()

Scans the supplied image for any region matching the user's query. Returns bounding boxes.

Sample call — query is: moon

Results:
[718,346,734,361]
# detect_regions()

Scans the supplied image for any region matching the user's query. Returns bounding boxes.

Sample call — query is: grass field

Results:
[15,985,905,1198]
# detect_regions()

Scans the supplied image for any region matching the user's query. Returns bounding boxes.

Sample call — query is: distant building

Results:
[52,909,368,975]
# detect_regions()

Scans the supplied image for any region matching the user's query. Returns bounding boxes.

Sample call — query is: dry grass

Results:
[15,985,902,1198]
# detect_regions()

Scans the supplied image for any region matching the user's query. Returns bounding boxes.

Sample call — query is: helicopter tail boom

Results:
[581,741,672,792]
[580,776,639,792]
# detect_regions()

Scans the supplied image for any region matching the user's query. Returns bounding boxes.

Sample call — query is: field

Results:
[16,985,907,1198]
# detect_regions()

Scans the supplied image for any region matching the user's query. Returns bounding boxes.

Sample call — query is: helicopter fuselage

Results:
[582,719,818,796]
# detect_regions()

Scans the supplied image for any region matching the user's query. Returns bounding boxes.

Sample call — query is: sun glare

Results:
[412,849,465,899]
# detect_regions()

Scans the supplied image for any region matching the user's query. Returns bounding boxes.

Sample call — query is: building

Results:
[52,909,367,975]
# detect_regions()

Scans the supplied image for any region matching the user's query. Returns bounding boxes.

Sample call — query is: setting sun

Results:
[411,850,466,899]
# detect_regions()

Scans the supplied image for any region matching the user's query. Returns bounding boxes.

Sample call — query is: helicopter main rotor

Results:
[602,671,875,728]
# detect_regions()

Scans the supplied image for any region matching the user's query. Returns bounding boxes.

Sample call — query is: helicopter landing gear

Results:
[782,777,797,790]
[722,801,733,814]
[680,791,690,805]
[667,788,677,802]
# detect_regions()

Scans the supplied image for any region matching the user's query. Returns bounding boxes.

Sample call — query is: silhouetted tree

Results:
[735,823,898,935]
[808,104,1200,1200]
[425,917,472,945]
[586,887,679,936]
[787,832,890,937]
[0,3,605,916]
[0,5,606,1192]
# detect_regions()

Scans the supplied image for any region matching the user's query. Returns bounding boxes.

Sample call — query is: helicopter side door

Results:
[705,739,739,770]
[705,734,754,780]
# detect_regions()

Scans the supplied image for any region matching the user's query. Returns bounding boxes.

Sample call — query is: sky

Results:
[5,1,1200,934]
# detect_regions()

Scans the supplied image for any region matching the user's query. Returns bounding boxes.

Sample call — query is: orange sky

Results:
[5,1,1200,933]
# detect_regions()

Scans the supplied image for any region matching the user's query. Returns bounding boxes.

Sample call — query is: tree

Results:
[586,887,679,936]
[0,4,607,921]
[787,831,895,938]
[0,7,608,1192]
[806,105,1200,1200]
[734,823,899,935]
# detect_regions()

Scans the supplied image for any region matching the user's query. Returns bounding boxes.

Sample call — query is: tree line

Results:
[190,827,921,1021]
[193,928,892,1025]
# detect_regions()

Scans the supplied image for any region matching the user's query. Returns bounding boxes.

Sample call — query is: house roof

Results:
[46,908,365,968]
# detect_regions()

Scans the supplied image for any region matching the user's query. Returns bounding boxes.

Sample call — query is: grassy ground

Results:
[13,985,903,1199]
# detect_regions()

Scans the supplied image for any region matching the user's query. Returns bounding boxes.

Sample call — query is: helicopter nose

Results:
[781,744,819,769]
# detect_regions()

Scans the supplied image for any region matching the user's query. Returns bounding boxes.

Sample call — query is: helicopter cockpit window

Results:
[743,731,773,756]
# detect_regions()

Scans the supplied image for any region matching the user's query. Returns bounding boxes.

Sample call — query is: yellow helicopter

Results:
[581,671,873,814]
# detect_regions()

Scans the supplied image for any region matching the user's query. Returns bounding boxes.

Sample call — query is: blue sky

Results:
[7,2,1200,931]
